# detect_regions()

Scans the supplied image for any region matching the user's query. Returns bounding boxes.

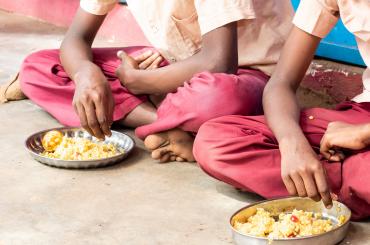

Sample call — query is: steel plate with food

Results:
[25,127,135,169]
[230,197,351,245]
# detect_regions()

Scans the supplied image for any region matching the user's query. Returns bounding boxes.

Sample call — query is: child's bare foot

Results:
[144,128,195,163]
[0,73,26,103]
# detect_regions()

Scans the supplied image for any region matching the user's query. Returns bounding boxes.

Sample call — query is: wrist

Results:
[278,132,312,154]
[73,62,104,85]
[116,64,139,85]
[125,68,139,84]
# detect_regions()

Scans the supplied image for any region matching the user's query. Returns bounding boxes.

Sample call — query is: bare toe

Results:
[144,133,168,150]
[159,153,172,163]
[176,157,185,162]
[151,147,171,160]
[144,129,195,163]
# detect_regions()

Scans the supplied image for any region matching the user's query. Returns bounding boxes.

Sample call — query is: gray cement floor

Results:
[0,10,369,245]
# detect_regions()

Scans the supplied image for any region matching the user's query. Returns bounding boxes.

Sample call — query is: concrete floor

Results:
[0,10,369,245]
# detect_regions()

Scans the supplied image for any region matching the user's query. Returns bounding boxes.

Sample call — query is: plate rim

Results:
[25,126,135,163]
[229,196,351,241]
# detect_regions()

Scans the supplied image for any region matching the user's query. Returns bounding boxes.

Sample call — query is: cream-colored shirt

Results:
[293,0,370,103]
[80,0,293,75]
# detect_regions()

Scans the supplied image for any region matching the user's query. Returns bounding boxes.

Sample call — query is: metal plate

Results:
[230,197,351,245]
[25,127,135,169]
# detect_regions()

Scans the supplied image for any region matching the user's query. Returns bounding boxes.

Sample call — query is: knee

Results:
[21,49,59,75]
[22,49,59,66]
[189,72,263,117]
[193,116,261,187]
[21,49,59,77]
[193,119,222,171]
[194,115,268,167]
[194,116,241,172]
[20,49,59,88]
[190,72,239,103]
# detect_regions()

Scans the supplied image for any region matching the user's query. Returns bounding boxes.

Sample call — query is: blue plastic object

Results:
[291,0,365,66]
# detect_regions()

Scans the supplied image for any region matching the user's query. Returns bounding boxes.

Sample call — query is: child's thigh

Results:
[340,150,370,219]
[167,70,268,116]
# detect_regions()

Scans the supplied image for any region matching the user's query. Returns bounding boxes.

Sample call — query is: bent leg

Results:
[20,49,79,125]
[340,151,370,220]
[194,115,293,197]
[19,47,152,126]
[138,68,268,162]
[193,103,370,199]
[136,68,268,139]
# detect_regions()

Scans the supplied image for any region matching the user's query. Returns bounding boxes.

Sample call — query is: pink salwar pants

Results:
[19,47,269,139]
[193,101,370,220]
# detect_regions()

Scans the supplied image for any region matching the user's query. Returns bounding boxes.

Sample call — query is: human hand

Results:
[280,138,333,208]
[134,50,163,70]
[72,63,114,139]
[320,121,369,161]
[115,50,157,94]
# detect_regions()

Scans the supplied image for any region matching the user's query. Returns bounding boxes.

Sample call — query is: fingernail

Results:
[117,50,123,58]
[331,193,338,200]
[327,204,333,209]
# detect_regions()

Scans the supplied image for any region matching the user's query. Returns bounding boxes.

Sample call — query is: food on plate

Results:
[233,208,345,239]
[41,130,64,152]
[41,130,122,160]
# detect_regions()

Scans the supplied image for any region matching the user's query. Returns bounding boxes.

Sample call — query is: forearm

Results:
[133,51,237,94]
[134,22,238,94]
[263,82,309,150]
[60,36,100,82]
[59,8,106,82]
[263,27,333,206]
[263,27,321,150]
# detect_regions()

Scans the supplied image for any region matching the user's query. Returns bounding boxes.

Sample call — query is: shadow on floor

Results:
[215,182,264,203]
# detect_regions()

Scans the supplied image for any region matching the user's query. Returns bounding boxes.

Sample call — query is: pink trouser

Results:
[194,101,370,220]
[19,47,269,139]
